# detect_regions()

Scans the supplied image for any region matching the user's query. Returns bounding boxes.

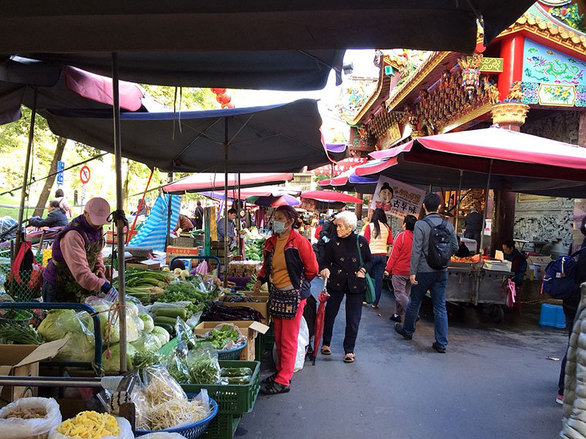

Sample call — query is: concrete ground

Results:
[237,279,569,439]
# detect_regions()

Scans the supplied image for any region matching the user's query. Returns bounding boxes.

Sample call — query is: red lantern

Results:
[210,88,226,95]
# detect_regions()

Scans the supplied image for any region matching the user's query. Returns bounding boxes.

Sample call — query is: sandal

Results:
[343,353,355,363]
[321,345,331,355]
[260,380,290,395]
[261,373,277,385]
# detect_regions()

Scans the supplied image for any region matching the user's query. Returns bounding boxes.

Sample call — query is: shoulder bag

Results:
[356,235,376,304]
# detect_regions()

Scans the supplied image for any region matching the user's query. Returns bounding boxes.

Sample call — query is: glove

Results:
[101,282,119,302]
[105,286,119,302]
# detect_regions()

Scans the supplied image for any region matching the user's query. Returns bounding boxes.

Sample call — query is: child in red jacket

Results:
[384,215,417,323]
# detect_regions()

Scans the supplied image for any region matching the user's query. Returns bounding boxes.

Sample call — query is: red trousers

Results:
[273,298,306,386]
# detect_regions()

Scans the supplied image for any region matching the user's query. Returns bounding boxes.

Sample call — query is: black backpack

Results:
[422,217,454,270]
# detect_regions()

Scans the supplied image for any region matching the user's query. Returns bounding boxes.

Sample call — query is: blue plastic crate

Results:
[539,303,566,329]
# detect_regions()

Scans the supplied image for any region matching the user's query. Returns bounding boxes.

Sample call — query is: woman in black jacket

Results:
[319,211,372,363]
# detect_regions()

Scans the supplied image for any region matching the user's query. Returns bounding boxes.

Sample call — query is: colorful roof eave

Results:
[345,63,391,126]
[354,3,586,125]
[495,2,586,59]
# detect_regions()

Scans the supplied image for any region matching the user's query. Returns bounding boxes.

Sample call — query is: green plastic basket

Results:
[202,413,241,439]
[181,360,260,415]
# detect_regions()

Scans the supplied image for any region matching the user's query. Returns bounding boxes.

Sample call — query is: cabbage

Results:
[106,316,141,344]
[38,310,72,341]
[151,326,170,346]
[138,314,154,332]
[102,343,137,373]
[131,332,163,353]
[54,331,95,363]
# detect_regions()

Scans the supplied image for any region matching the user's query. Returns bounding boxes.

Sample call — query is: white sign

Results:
[370,176,425,219]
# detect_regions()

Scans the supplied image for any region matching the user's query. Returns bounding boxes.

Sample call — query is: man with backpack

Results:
[395,193,458,353]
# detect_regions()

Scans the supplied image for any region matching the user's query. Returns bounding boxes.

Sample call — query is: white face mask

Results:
[273,220,286,234]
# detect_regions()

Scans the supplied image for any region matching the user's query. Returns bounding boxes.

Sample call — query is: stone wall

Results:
[522,110,580,144]
[513,195,574,253]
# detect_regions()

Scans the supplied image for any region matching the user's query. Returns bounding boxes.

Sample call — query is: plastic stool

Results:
[539,303,566,329]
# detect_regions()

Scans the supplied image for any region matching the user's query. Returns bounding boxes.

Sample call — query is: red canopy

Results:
[300,190,363,204]
[355,127,586,197]
[163,173,293,193]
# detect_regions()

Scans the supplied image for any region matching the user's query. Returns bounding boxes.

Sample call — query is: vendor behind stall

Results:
[502,240,527,289]
[455,236,471,258]
[41,197,118,303]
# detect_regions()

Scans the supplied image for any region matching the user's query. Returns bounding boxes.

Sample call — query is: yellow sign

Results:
[469,57,503,73]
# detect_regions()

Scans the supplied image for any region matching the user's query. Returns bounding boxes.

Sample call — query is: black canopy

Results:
[0,1,534,87]
[41,99,329,172]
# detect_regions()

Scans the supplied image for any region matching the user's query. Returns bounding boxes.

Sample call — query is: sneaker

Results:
[394,323,412,340]
[389,314,401,323]
[556,394,564,405]
[432,341,446,353]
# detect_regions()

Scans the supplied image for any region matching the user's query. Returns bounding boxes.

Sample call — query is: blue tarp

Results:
[128,194,181,252]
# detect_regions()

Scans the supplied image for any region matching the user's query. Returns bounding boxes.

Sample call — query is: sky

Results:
[230,49,379,143]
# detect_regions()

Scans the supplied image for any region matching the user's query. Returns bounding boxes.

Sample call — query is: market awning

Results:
[301,190,363,204]
[355,127,586,197]
[0,1,534,55]
[38,99,329,173]
[0,58,147,124]
[162,173,293,194]
[319,168,378,193]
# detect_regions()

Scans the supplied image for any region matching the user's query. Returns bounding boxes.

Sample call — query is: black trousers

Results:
[303,294,317,340]
[558,299,579,395]
[322,289,364,354]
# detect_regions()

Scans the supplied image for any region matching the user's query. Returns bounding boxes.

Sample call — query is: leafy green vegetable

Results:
[0,323,43,344]
[199,325,240,350]
[185,344,220,384]
[132,350,162,370]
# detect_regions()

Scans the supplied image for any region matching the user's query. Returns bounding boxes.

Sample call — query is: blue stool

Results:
[539,303,566,329]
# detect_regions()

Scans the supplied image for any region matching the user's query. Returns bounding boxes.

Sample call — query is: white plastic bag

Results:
[48,416,132,439]
[0,397,62,439]
[272,317,309,373]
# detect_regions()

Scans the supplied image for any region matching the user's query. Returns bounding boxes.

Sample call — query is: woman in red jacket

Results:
[384,215,416,323]
[254,205,318,394]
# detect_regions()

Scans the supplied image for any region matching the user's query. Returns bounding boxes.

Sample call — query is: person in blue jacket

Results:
[28,200,69,228]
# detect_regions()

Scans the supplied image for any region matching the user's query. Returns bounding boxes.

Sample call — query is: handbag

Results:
[268,283,301,319]
[356,235,376,303]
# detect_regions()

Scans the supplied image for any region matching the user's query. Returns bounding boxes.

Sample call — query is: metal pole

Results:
[112,53,127,372]
[454,169,463,234]
[224,119,229,287]
[166,171,173,248]
[0,376,103,388]
[237,172,241,257]
[15,88,37,253]
[473,159,493,305]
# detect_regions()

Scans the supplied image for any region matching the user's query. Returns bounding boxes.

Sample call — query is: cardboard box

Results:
[195,321,269,361]
[166,245,199,264]
[105,230,137,244]
[0,338,68,402]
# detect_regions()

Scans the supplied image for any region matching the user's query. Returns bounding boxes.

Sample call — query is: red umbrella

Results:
[312,278,330,365]
[301,190,363,204]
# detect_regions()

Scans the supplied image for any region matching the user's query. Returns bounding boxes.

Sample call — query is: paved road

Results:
[238,280,568,439]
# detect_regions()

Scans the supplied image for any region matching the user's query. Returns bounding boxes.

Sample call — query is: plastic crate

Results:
[181,360,260,415]
[202,413,241,439]
[263,323,274,352]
